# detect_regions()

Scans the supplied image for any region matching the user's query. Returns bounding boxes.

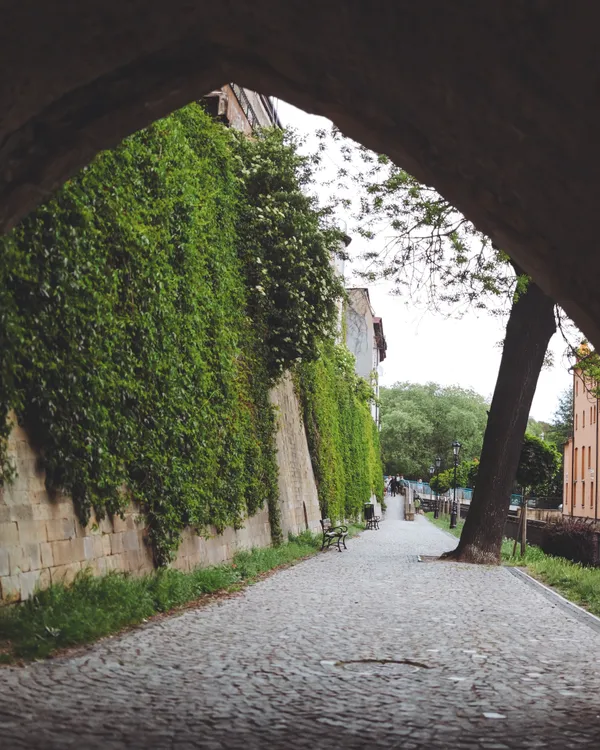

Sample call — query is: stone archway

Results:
[2,3,600,343]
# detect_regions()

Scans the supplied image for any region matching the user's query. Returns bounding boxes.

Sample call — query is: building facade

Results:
[563,344,599,520]
[202,84,281,132]
[344,288,387,425]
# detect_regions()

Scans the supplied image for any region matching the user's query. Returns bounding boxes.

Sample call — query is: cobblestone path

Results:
[2,499,600,749]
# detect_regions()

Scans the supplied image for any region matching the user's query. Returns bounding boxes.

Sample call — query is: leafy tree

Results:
[546,388,573,447]
[527,417,553,441]
[516,435,561,496]
[465,436,560,497]
[317,127,559,563]
[379,383,488,478]
[448,279,556,562]
[431,459,478,494]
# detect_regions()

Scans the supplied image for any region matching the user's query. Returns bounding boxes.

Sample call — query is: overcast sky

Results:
[275,100,573,423]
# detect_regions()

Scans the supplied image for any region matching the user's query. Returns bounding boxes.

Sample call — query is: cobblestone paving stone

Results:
[2,496,600,749]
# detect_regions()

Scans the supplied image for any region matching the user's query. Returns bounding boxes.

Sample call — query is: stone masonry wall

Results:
[270,374,322,537]
[0,377,321,600]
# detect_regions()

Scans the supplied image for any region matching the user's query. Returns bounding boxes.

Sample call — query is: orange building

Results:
[563,344,599,520]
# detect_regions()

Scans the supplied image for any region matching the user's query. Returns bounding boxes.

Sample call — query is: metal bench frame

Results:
[320,518,348,552]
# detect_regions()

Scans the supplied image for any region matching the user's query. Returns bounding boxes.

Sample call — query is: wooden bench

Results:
[320,518,348,552]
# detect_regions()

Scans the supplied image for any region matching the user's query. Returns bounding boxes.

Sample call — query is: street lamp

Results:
[428,464,434,515]
[450,441,461,529]
[434,456,441,518]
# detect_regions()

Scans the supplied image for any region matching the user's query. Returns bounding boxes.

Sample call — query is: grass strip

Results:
[425,512,600,619]
[0,525,363,663]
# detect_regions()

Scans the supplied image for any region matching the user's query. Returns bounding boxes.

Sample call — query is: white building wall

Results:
[345,289,375,382]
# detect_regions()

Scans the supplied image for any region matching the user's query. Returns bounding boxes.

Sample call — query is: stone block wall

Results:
[0,377,321,601]
[270,374,322,537]
[0,422,155,601]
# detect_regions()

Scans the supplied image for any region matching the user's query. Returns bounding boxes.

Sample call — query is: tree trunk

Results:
[443,279,556,564]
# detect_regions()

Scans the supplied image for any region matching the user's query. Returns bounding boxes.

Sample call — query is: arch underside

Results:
[1,2,600,343]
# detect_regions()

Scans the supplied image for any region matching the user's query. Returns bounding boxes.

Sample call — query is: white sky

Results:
[275,100,573,423]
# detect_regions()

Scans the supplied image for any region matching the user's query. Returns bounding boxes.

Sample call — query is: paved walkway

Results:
[2,498,600,749]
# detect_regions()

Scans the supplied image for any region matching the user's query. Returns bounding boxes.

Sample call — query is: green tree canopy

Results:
[379,382,488,478]
[465,434,560,498]
[526,417,553,441]
[430,459,479,494]
[545,388,573,447]
[516,434,561,495]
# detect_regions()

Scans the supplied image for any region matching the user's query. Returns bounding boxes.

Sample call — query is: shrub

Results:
[542,516,600,567]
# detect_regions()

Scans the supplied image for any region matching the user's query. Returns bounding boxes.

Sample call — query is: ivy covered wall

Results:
[0,103,382,565]
[296,342,384,522]
[0,106,345,564]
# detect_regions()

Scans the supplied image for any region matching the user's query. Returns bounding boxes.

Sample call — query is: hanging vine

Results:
[0,106,344,562]
[296,341,384,521]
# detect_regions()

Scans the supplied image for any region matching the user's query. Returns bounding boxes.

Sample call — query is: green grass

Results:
[425,512,600,619]
[425,511,464,538]
[501,543,600,617]
[0,525,363,662]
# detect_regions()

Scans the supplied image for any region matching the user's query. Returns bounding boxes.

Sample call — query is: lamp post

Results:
[434,455,441,518]
[428,464,434,514]
[450,441,461,529]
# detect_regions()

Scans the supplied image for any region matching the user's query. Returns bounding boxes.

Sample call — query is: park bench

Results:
[320,519,348,551]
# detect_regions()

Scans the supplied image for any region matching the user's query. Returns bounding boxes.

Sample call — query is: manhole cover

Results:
[328,658,431,676]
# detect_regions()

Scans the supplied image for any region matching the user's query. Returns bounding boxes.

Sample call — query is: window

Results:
[566,483,570,506]
[582,481,586,507]
[591,482,594,508]
[576,379,579,396]
[576,414,579,430]
[582,447,585,479]
[583,410,586,428]
[574,448,578,480]
[589,446,592,469]
[591,407,593,424]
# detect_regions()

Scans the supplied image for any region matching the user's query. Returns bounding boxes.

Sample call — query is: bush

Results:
[542,516,600,567]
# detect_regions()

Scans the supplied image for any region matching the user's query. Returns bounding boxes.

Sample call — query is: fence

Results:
[407,481,472,502]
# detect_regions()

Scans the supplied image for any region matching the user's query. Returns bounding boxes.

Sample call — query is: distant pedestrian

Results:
[390,477,398,497]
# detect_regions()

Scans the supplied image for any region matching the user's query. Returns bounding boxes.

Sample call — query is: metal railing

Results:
[229,85,280,130]
[230,83,259,130]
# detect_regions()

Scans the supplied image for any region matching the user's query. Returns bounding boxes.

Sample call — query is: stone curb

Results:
[508,566,600,634]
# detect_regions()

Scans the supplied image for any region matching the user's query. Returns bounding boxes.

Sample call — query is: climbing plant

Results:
[0,105,345,563]
[231,127,345,379]
[296,341,384,521]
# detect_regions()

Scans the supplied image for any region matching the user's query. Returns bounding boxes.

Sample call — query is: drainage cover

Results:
[332,658,430,675]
